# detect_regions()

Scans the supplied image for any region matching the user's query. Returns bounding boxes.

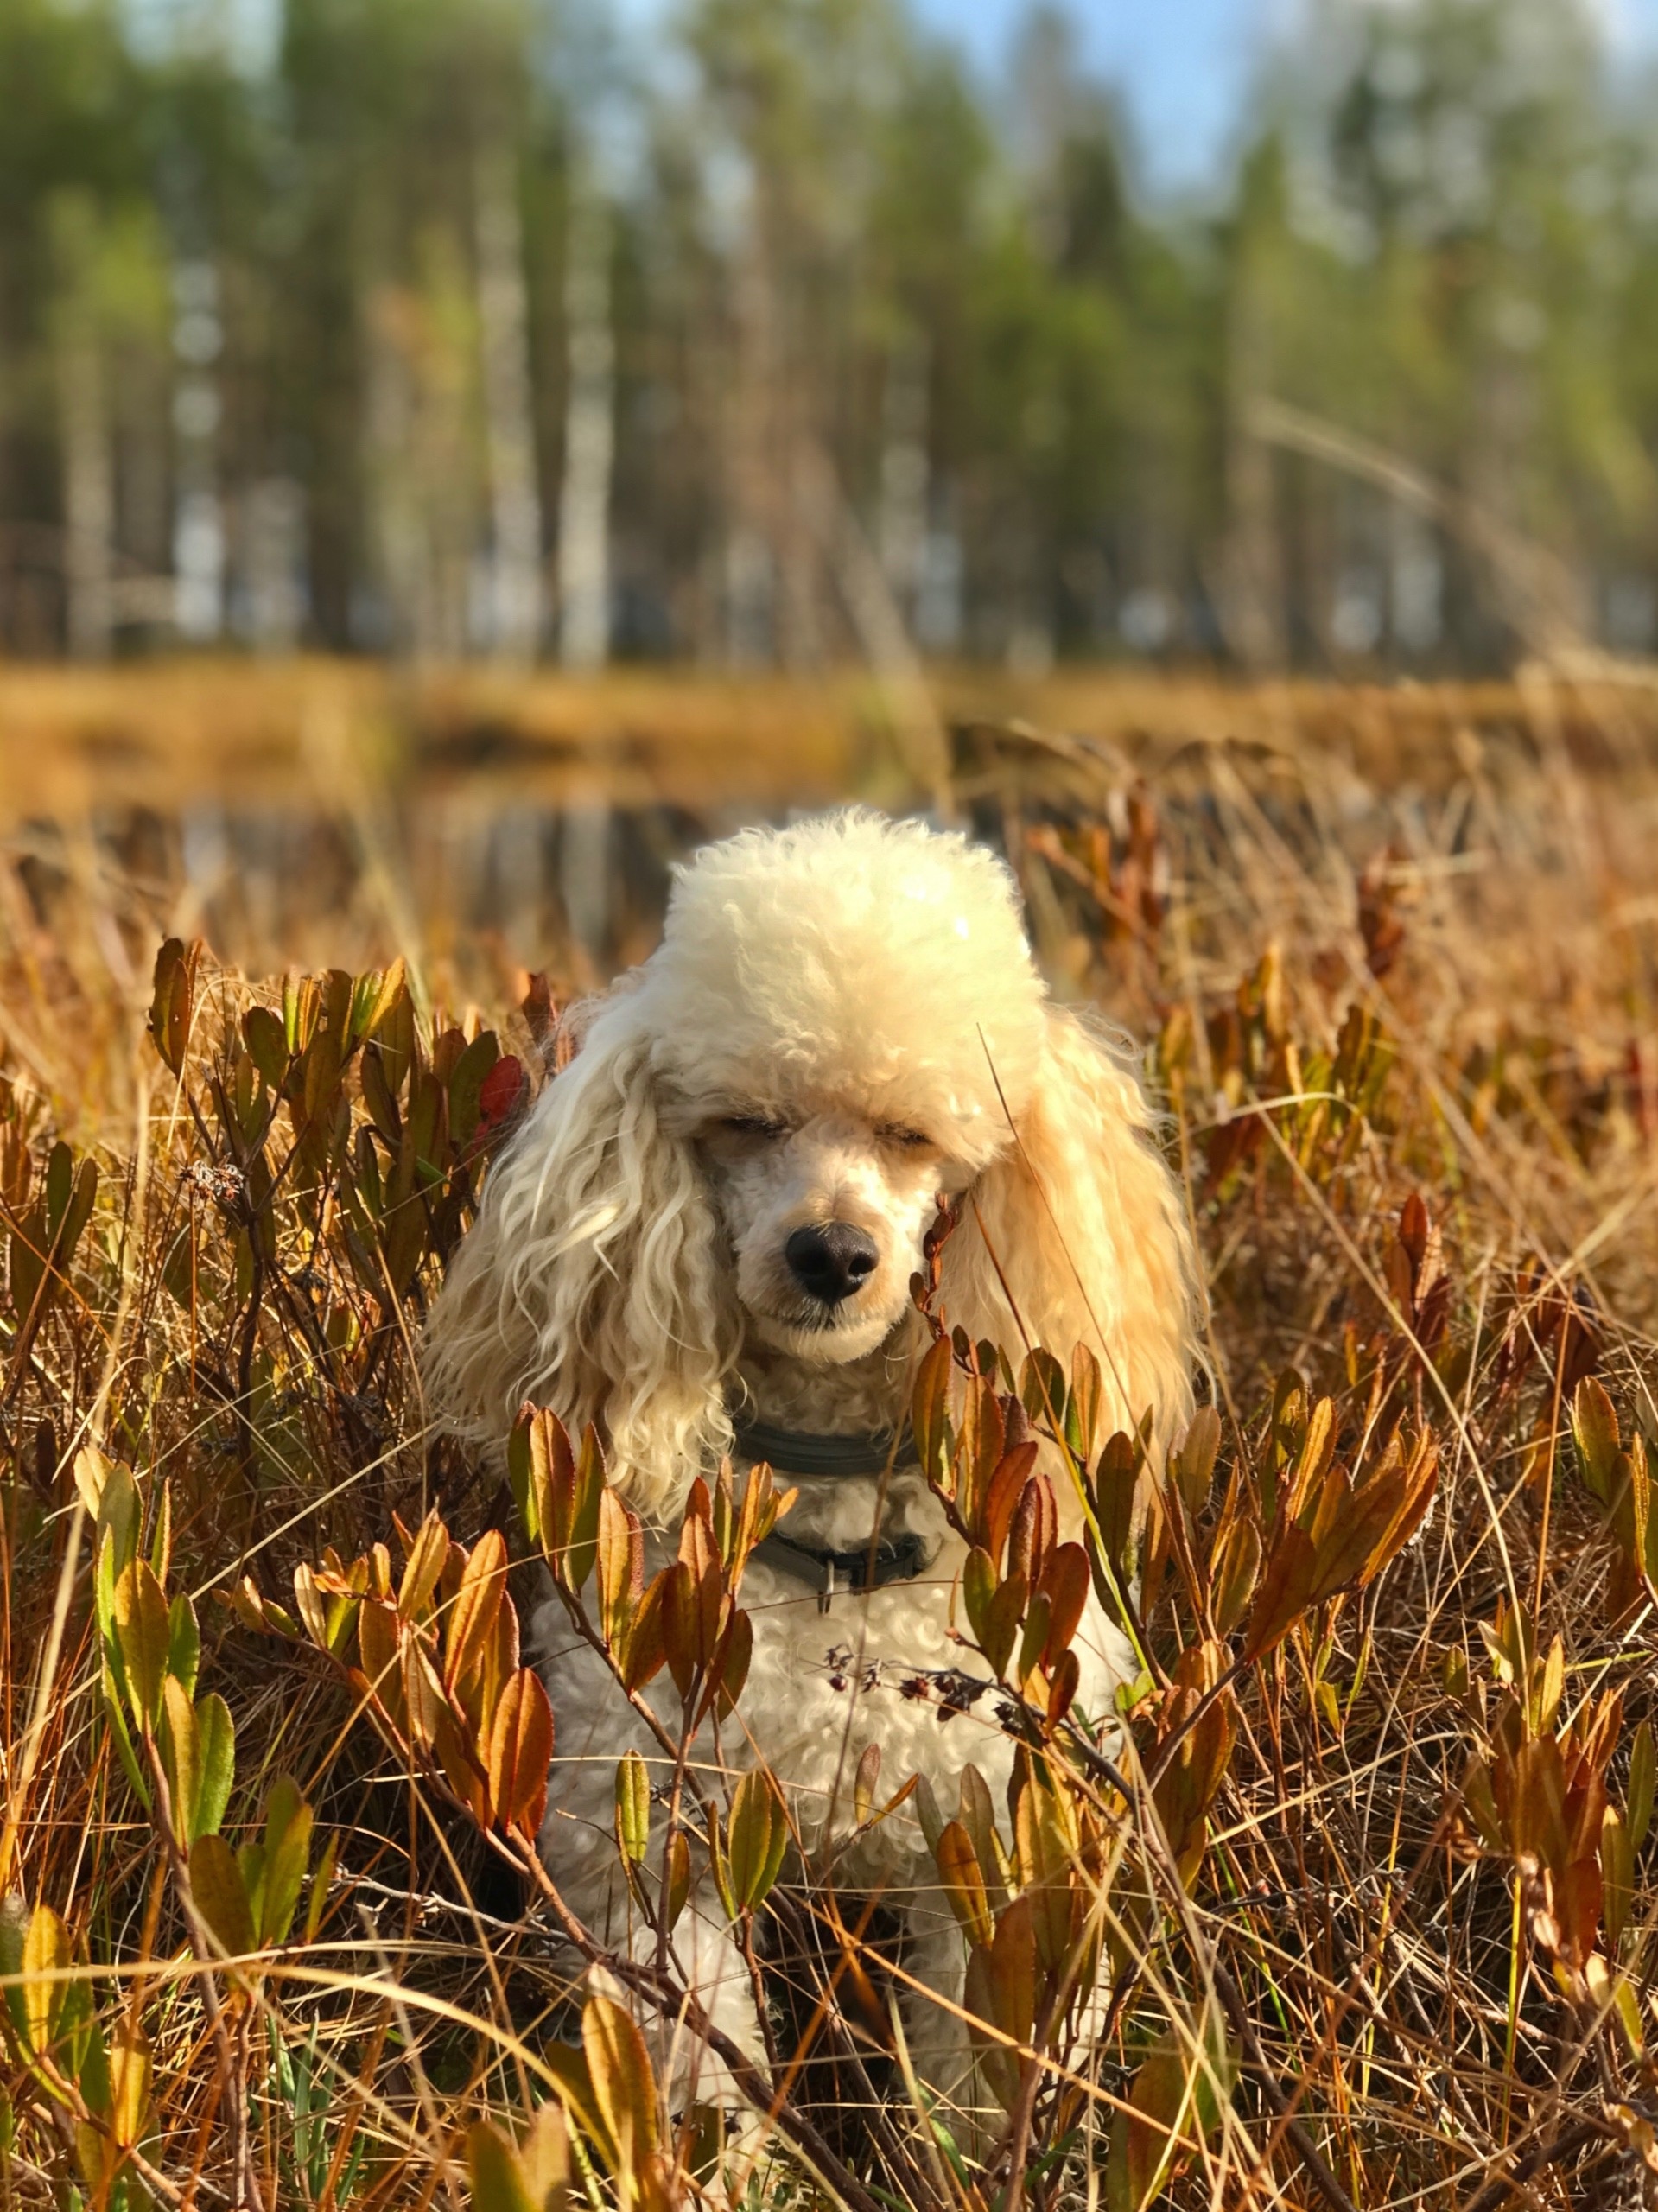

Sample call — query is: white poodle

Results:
[425,810,1201,2139]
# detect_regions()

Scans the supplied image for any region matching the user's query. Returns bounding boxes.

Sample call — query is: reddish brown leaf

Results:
[619,1572,668,1694]
[489,1669,554,1837]
[912,1334,954,1486]
[596,1490,643,1649]
[982,1445,1039,1567]
[1242,1523,1318,1663]
[1039,1542,1090,1664]
[397,1511,450,1622]
[444,1529,508,1694]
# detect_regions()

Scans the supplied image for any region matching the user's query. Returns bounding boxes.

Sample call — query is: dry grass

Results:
[1,670,1656,2209]
[6,652,1658,819]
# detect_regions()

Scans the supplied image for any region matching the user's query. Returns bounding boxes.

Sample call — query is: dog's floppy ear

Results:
[940,1005,1201,1455]
[422,995,736,1519]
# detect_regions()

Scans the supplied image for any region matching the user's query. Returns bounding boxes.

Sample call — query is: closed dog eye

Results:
[876,1123,934,1150]
[721,1112,789,1140]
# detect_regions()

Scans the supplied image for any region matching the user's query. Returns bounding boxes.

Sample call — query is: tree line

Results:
[3,0,1655,674]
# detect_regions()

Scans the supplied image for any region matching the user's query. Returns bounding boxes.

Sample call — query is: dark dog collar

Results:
[751,1529,931,1612]
[730,1414,918,1481]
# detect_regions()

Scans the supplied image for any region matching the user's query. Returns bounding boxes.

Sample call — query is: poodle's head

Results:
[425,811,1200,1518]
[644,814,1045,1364]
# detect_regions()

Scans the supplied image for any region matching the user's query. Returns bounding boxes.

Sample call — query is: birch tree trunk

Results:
[557,185,613,671]
[365,283,423,655]
[1219,163,1286,672]
[51,197,115,662]
[877,341,929,634]
[1221,271,1285,671]
[59,314,113,661]
[473,143,544,662]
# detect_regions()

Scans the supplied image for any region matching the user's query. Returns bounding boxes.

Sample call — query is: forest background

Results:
[8,0,1658,681]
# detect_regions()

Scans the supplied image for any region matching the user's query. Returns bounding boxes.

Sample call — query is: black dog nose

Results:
[785,1222,879,1305]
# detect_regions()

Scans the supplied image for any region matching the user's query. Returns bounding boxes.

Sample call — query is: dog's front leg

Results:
[547,1804,774,2135]
[899,1897,1000,2164]
[538,1605,774,2124]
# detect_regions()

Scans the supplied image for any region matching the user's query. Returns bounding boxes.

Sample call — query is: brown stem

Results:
[233,1244,265,1484]
[995,1986,1060,2212]
[1458,2116,1611,2212]
[1209,1959,1359,2212]
[551,1583,684,1764]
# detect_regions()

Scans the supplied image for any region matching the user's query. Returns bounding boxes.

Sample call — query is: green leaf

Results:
[78,1452,138,1587]
[1629,1719,1655,1852]
[467,2105,567,2212]
[1171,1406,1222,1515]
[107,2022,153,2152]
[448,1029,502,1149]
[934,1821,994,1948]
[249,1776,313,1948]
[20,1904,74,2061]
[1572,1376,1622,1504]
[1067,1344,1102,1464]
[1210,1518,1261,1638]
[168,1591,200,1703]
[303,1831,340,1946]
[190,1694,237,1843]
[45,1141,72,1231]
[148,937,202,1077]
[1020,1345,1068,1431]
[595,1490,641,1649]
[57,1158,98,1271]
[727,1769,788,1911]
[1604,1807,1634,1953]
[913,1773,945,1859]
[99,1662,153,1808]
[467,2120,535,2212]
[664,1831,690,1931]
[0,1896,27,2047]
[159,1677,198,1844]
[615,1751,650,1866]
[707,1808,736,1921]
[507,1405,546,1548]
[190,1834,255,1960]
[243,1004,290,1089]
[397,1510,450,1621]
[980,1571,1028,1681]
[962,1546,997,1649]
[581,1994,658,2169]
[111,1559,171,1731]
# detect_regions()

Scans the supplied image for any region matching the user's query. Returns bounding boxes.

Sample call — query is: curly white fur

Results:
[423,810,1203,2142]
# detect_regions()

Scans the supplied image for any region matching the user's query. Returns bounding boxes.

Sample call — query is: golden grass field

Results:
[1,658,1657,2211]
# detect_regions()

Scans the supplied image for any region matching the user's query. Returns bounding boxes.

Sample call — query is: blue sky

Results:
[908,0,1658,194]
[143,0,1658,199]
[914,0,1271,194]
